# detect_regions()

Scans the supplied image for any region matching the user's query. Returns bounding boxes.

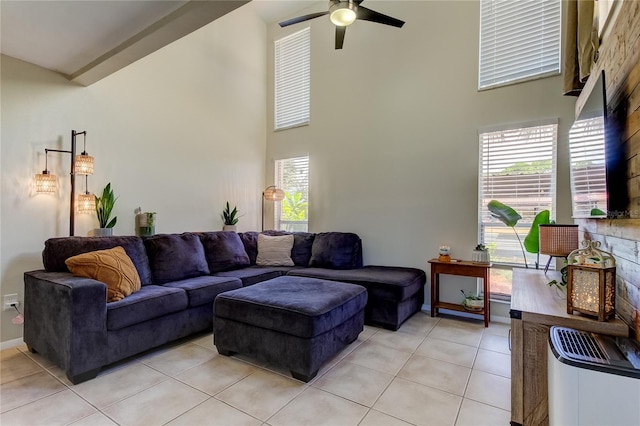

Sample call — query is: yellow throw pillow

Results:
[65,246,141,302]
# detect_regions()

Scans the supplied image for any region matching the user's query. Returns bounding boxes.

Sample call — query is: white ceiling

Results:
[0,0,319,85]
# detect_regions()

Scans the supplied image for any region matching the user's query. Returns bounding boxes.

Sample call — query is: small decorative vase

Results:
[223,225,237,232]
[136,212,156,236]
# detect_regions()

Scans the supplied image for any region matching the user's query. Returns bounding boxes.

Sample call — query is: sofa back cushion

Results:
[42,236,153,285]
[238,232,259,264]
[143,233,210,284]
[198,231,250,273]
[309,232,363,270]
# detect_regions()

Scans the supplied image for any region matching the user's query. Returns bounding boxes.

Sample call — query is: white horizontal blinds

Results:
[275,156,309,232]
[479,122,557,266]
[569,116,607,216]
[275,27,310,130]
[479,0,561,89]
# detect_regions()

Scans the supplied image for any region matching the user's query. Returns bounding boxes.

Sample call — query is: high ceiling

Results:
[0,0,318,86]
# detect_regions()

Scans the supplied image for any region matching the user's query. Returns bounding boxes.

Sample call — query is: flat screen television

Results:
[569,70,629,218]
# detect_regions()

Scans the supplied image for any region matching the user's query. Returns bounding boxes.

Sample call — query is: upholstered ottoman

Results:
[213,275,367,382]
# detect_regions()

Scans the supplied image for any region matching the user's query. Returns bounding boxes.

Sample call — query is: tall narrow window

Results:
[275,27,310,130]
[479,0,561,90]
[478,121,558,297]
[275,156,309,232]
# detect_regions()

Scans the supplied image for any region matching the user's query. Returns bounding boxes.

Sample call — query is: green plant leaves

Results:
[487,200,522,227]
[222,201,239,225]
[523,210,550,253]
[95,182,117,228]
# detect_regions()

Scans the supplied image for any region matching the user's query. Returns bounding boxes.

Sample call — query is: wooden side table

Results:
[428,259,491,327]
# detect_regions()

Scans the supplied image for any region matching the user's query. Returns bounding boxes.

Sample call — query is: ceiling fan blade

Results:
[335,26,346,50]
[356,6,405,28]
[279,11,329,27]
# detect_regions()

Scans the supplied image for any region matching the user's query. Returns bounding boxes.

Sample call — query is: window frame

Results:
[274,155,310,232]
[274,27,311,131]
[478,119,559,299]
[478,0,562,90]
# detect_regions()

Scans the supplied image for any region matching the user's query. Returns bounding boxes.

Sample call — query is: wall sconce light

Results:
[539,224,579,272]
[262,185,285,231]
[34,130,93,236]
[566,240,616,321]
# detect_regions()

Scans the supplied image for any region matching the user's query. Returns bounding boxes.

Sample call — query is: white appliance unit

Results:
[548,326,640,426]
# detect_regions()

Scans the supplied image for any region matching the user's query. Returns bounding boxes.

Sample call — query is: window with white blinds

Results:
[479,0,561,90]
[275,27,310,130]
[275,156,309,232]
[569,116,607,217]
[479,121,558,274]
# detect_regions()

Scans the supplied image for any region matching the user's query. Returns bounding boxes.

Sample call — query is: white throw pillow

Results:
[256,234,294,266]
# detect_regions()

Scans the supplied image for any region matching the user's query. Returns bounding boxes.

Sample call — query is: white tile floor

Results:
[0,313,511,425]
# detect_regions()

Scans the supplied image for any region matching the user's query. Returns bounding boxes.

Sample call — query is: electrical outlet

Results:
[3,294,19,311]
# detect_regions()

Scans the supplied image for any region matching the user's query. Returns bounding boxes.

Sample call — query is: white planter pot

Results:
[222,225,237,232]
[92,228,113,237]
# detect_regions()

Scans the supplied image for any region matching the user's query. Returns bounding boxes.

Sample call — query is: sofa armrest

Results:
[24,270,108,382]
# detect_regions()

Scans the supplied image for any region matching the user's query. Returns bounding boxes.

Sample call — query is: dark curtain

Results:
[563,0,599,96]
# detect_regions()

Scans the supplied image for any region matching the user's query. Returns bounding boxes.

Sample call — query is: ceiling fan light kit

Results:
[279,0,404,50]
[330,2,357,26]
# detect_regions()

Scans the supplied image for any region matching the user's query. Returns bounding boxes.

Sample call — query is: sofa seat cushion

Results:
[308,232,363,270]
[287,266,426,302]
[163,276,242,308]
[214,266,298,287]
[143,233,209,284]
[214,275,367,338]
[107,285,188,331]
[42,236,153,285]
[198,232,250,272]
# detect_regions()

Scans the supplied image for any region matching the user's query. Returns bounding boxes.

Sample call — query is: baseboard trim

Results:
[421,304,510,324]
[1,337,24,350]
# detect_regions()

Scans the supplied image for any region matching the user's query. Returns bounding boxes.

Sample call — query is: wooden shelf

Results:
[510,268,630,425]
[428,258,491,327]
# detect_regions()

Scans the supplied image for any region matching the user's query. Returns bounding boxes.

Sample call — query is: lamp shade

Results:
[330,3,357,26]
[77,192,96,214]
[35,171,57,194]
[75,153,94,175]
[539,224,579,256]
[264,186,285,201]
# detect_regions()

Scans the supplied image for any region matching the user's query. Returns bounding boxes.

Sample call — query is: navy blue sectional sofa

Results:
[23,231,425,384]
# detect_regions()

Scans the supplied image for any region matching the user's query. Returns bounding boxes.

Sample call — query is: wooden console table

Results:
[510,268,629,426]
[428,259,491,327]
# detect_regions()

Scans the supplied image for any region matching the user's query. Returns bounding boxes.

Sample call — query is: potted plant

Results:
[136,211,156,236]
[94,183,117,236]
[221,202,239,231]
[487,200,550,268]
[460,290,484,311]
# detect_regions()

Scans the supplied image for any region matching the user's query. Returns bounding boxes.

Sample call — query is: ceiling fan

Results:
[279,0,405,50]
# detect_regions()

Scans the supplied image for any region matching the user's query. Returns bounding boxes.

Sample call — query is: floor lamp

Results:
[34,130,94,236]
[261,186,285,231]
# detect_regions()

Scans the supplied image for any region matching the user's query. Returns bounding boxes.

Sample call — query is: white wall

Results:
[0,5,267,343]
[267,1,577,308]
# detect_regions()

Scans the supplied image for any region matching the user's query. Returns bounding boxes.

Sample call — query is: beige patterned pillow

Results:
[256,234,294,267]
[65,246,141,302]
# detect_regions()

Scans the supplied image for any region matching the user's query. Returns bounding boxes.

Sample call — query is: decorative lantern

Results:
[566,240,616,321]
